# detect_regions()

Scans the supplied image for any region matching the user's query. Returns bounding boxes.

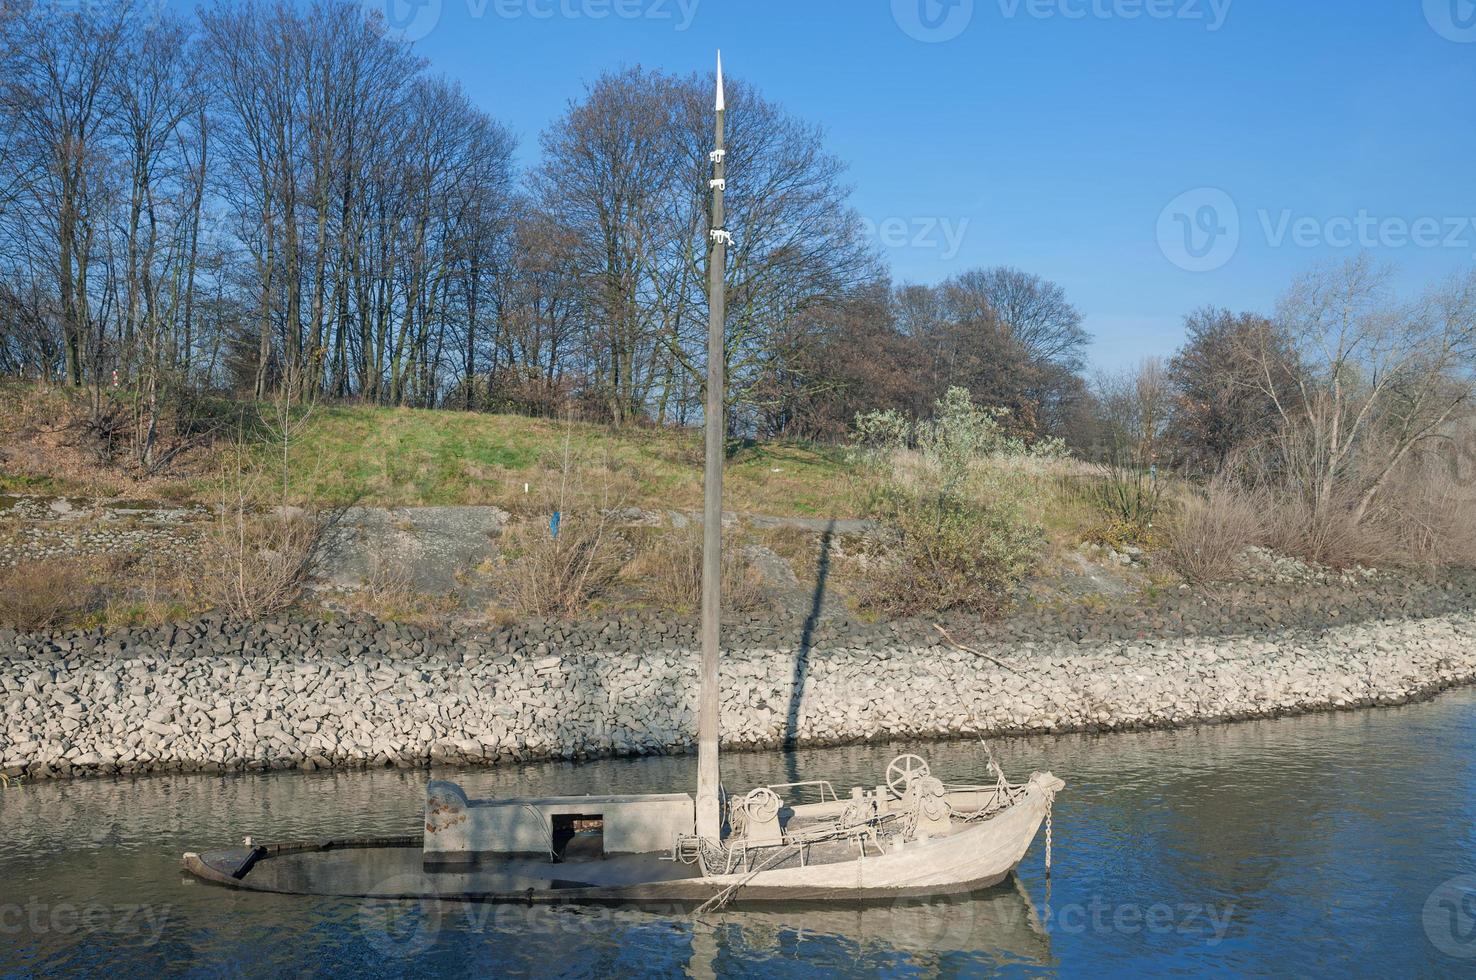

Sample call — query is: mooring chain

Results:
[1045,798,1053,876]
[935,623,1062,883]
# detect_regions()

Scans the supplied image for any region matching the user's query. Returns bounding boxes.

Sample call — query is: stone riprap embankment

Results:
[3,608,1475,780]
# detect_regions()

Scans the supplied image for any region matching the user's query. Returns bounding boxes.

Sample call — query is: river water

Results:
[2,687,1475,977]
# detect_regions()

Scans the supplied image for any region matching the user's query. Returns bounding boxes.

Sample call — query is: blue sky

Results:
[184,0,1476,371]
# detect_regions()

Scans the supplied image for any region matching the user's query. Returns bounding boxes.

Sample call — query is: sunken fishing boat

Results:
[183,54,1064,908]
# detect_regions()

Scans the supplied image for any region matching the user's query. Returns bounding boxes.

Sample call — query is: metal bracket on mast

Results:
[709,149,726,163]
[710,229,734,247]
[709,178,726,191]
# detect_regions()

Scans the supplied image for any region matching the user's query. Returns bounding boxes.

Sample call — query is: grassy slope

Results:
[1,382,1137,627]
[1,384,1106,540]
[281,404,864,516]
[0,383,865,517]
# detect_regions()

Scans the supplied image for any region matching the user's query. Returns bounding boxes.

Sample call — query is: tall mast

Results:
[695,51,728,842]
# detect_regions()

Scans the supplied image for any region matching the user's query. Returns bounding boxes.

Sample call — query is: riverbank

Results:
[4,598,1476,780]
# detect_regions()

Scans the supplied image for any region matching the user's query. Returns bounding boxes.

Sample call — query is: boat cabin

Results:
[424,780,695,869]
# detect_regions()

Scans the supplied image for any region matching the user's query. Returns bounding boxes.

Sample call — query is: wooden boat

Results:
[182,54,1064,908]
[183,762,1062,905]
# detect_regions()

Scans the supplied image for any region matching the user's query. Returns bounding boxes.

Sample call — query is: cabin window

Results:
[551,814,604,862]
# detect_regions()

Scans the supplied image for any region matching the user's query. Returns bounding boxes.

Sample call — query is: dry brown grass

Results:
[1369,456,1476,567]
[193,505,335,619]
[0,559,100,629]
[331,551,460,625]
[0,381,218,500]
[625,523,764,615]
[1161,479,1267,583]
[1258,495,1399,569]
[492,511,627,619]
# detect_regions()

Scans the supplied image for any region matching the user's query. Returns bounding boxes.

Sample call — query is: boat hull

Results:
[182,777,1059,904]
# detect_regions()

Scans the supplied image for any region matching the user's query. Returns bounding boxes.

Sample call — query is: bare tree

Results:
[671,70,874,432]
[1248,256,1476,533]
[958,266,1088,369]
[0,1,1093,452]
[1095,358,1173,465]
[0,0,130,386]
[533,67,683,425]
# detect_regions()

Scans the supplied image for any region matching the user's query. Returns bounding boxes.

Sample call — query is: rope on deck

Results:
[693,843,802,917]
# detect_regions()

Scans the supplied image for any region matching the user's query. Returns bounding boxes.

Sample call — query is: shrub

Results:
[917,387,1016,471]
[1379,454,1476,566]
[857,464,1045,617]
[1089,452,1165,531]
[850,408,910,463]
[852,388,1066,472]
[494,511,626,619]
[1265,448,1476,570]
[195,506,335,619]
[0,559,99,629]
[1256,494,1397,570]
[848,390,1051,617]
[1161,480,1266,583]
[631,523,764,615]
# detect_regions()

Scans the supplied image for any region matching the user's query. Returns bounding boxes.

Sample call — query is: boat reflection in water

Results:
[684,877,1053,977]
[340,866,1052,974]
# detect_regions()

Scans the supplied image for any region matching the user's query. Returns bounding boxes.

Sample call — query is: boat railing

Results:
[764,780,840,805]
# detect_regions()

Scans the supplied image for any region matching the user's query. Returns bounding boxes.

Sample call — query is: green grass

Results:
[264,404,867,517]
[0,381,1088,532]
[0,473,64,495]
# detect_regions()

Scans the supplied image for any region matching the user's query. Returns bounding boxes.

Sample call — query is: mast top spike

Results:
[715,50,725,112]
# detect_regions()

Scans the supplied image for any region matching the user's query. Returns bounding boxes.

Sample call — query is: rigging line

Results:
[933,623,1081,715]
[693,842,803,918]
[936,623,1063,879]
